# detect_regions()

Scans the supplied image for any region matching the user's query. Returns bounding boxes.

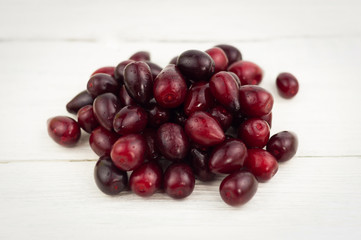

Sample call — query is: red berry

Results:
[276,72,299,98]
[266,131,298,162]
[66,90,93,114]
[238,118,270,148]
[183,81,214,116]
[185,111,225,147]
[87,73,119,98]
[89,127,119,157]
[164,163,195,199]
[110,134,147,171]
[94,156,128,195]
[129,161,162,197]
[215,44,242,65]
[47,116,81,147]
[239,85,273,117]
[129,51,150,61]
[113,106,148,135]
[228,60,263,85]
[91,66,115,78]
[209,139,247,174]
[205,47,229,73]
[153,64,187,108]
[219,171,258,206]
[93,93,122,131]
[244,149,278,182]
[77,105,99,133]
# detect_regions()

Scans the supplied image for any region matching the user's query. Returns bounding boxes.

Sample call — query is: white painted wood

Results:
[1,0,361,239]
[0,157,360,240]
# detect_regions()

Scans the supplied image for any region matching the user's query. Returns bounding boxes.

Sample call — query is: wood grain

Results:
[1,0,361,239]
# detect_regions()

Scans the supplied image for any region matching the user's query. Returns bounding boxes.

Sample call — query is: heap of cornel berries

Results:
[47,44,299,206]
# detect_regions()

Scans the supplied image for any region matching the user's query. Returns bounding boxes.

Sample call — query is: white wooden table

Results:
[1,0,361,239]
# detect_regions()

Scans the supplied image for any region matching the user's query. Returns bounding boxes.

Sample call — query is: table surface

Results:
[1,0,361,239]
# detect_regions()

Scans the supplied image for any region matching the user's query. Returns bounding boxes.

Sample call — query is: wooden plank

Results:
[0,157,360,239]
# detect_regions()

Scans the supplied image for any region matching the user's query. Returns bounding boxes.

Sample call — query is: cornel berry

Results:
[48,45,299,207]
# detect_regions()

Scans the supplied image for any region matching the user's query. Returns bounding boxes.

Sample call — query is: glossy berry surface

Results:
[244,149,278,182]
[210,71,240,112]
[190,148,216,182]
[94,156,128,195]
[124,61,153,105]
[228,60,263,85]
[209,139,247,174]
[238,118,270,148]
[266,131,298,162]
[143,128,159,160]
[77,105,99,133]
[114,60,133,84]
[176,49,215,81]
[89,127,119,157]
[91,66,115,78]
[111,134,147,171]
[129,51,150,61]
[113,106,148,135]
[87,73,119,98]
[145,61,162,80]
[156,123,189,161]
[163,163,195,199]
[215,44,242,65]
[129,161,162,197]
[239,85,274,117]
[47,116,81,147]
[209,105,233,130]
[205,47,229,73]
[185,111,225,147]
[118,85,137,106]
[66,90,94,114]
[183,81,214,116]
[146,102,171,127]
[276,72,299,98]
[153,64,187,108]
[219,171,258,206]
[93,93,121,131]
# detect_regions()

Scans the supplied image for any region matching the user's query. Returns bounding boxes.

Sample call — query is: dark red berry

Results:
[244,149,278,182]
[238,118,270,148]
[87,73,119,98]
[113,106,148,135]
[129,51,150,61]
[215,44,242,65]
[93,93,121,131]
[47,116,81,147]
[124,61,153,105]
[219,171,258,206]
[111,134,147,171]
[143,128,159,160]
[129,161,162,197]
[266,131,298,162]
[209,105,233,130]
[77,105,99,133]
[156,123,190,161]
[145,61,162,80]
[66,90,94,114]
[205,47,229,73]
[89,127,119,157]
[185,111,225,147]
[164,163,195,199]
[176,49,215,81]
[146,103,171,127]
[210,71,240,112]
[228,61,263,85]
[239,85,273,117]
[94,156,128,195]
[153,64,187,108]
[114,60,133,84]
[91,66,115,78]
[190,148,216,181]
[183,81,214,116]
[118,85,137,106]
[276,72,299,98]
[209,139,247,174]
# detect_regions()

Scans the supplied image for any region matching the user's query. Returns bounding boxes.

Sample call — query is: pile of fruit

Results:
[47,44,299,206]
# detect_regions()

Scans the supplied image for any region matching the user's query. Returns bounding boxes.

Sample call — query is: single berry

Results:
[239,85,273,117]
[266,131,298,162]
[214,44,242,65]
[238,118,270,148]
[113,106,148,135]
[276,72,299,98]
[205,47,229,73]
[164,163,195,199]
[47,116,81,147]
[244,149,278,182]
[66,90,94,114]
[77,105,99,133]
[228,61,263,85]
[89,127,119,157]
